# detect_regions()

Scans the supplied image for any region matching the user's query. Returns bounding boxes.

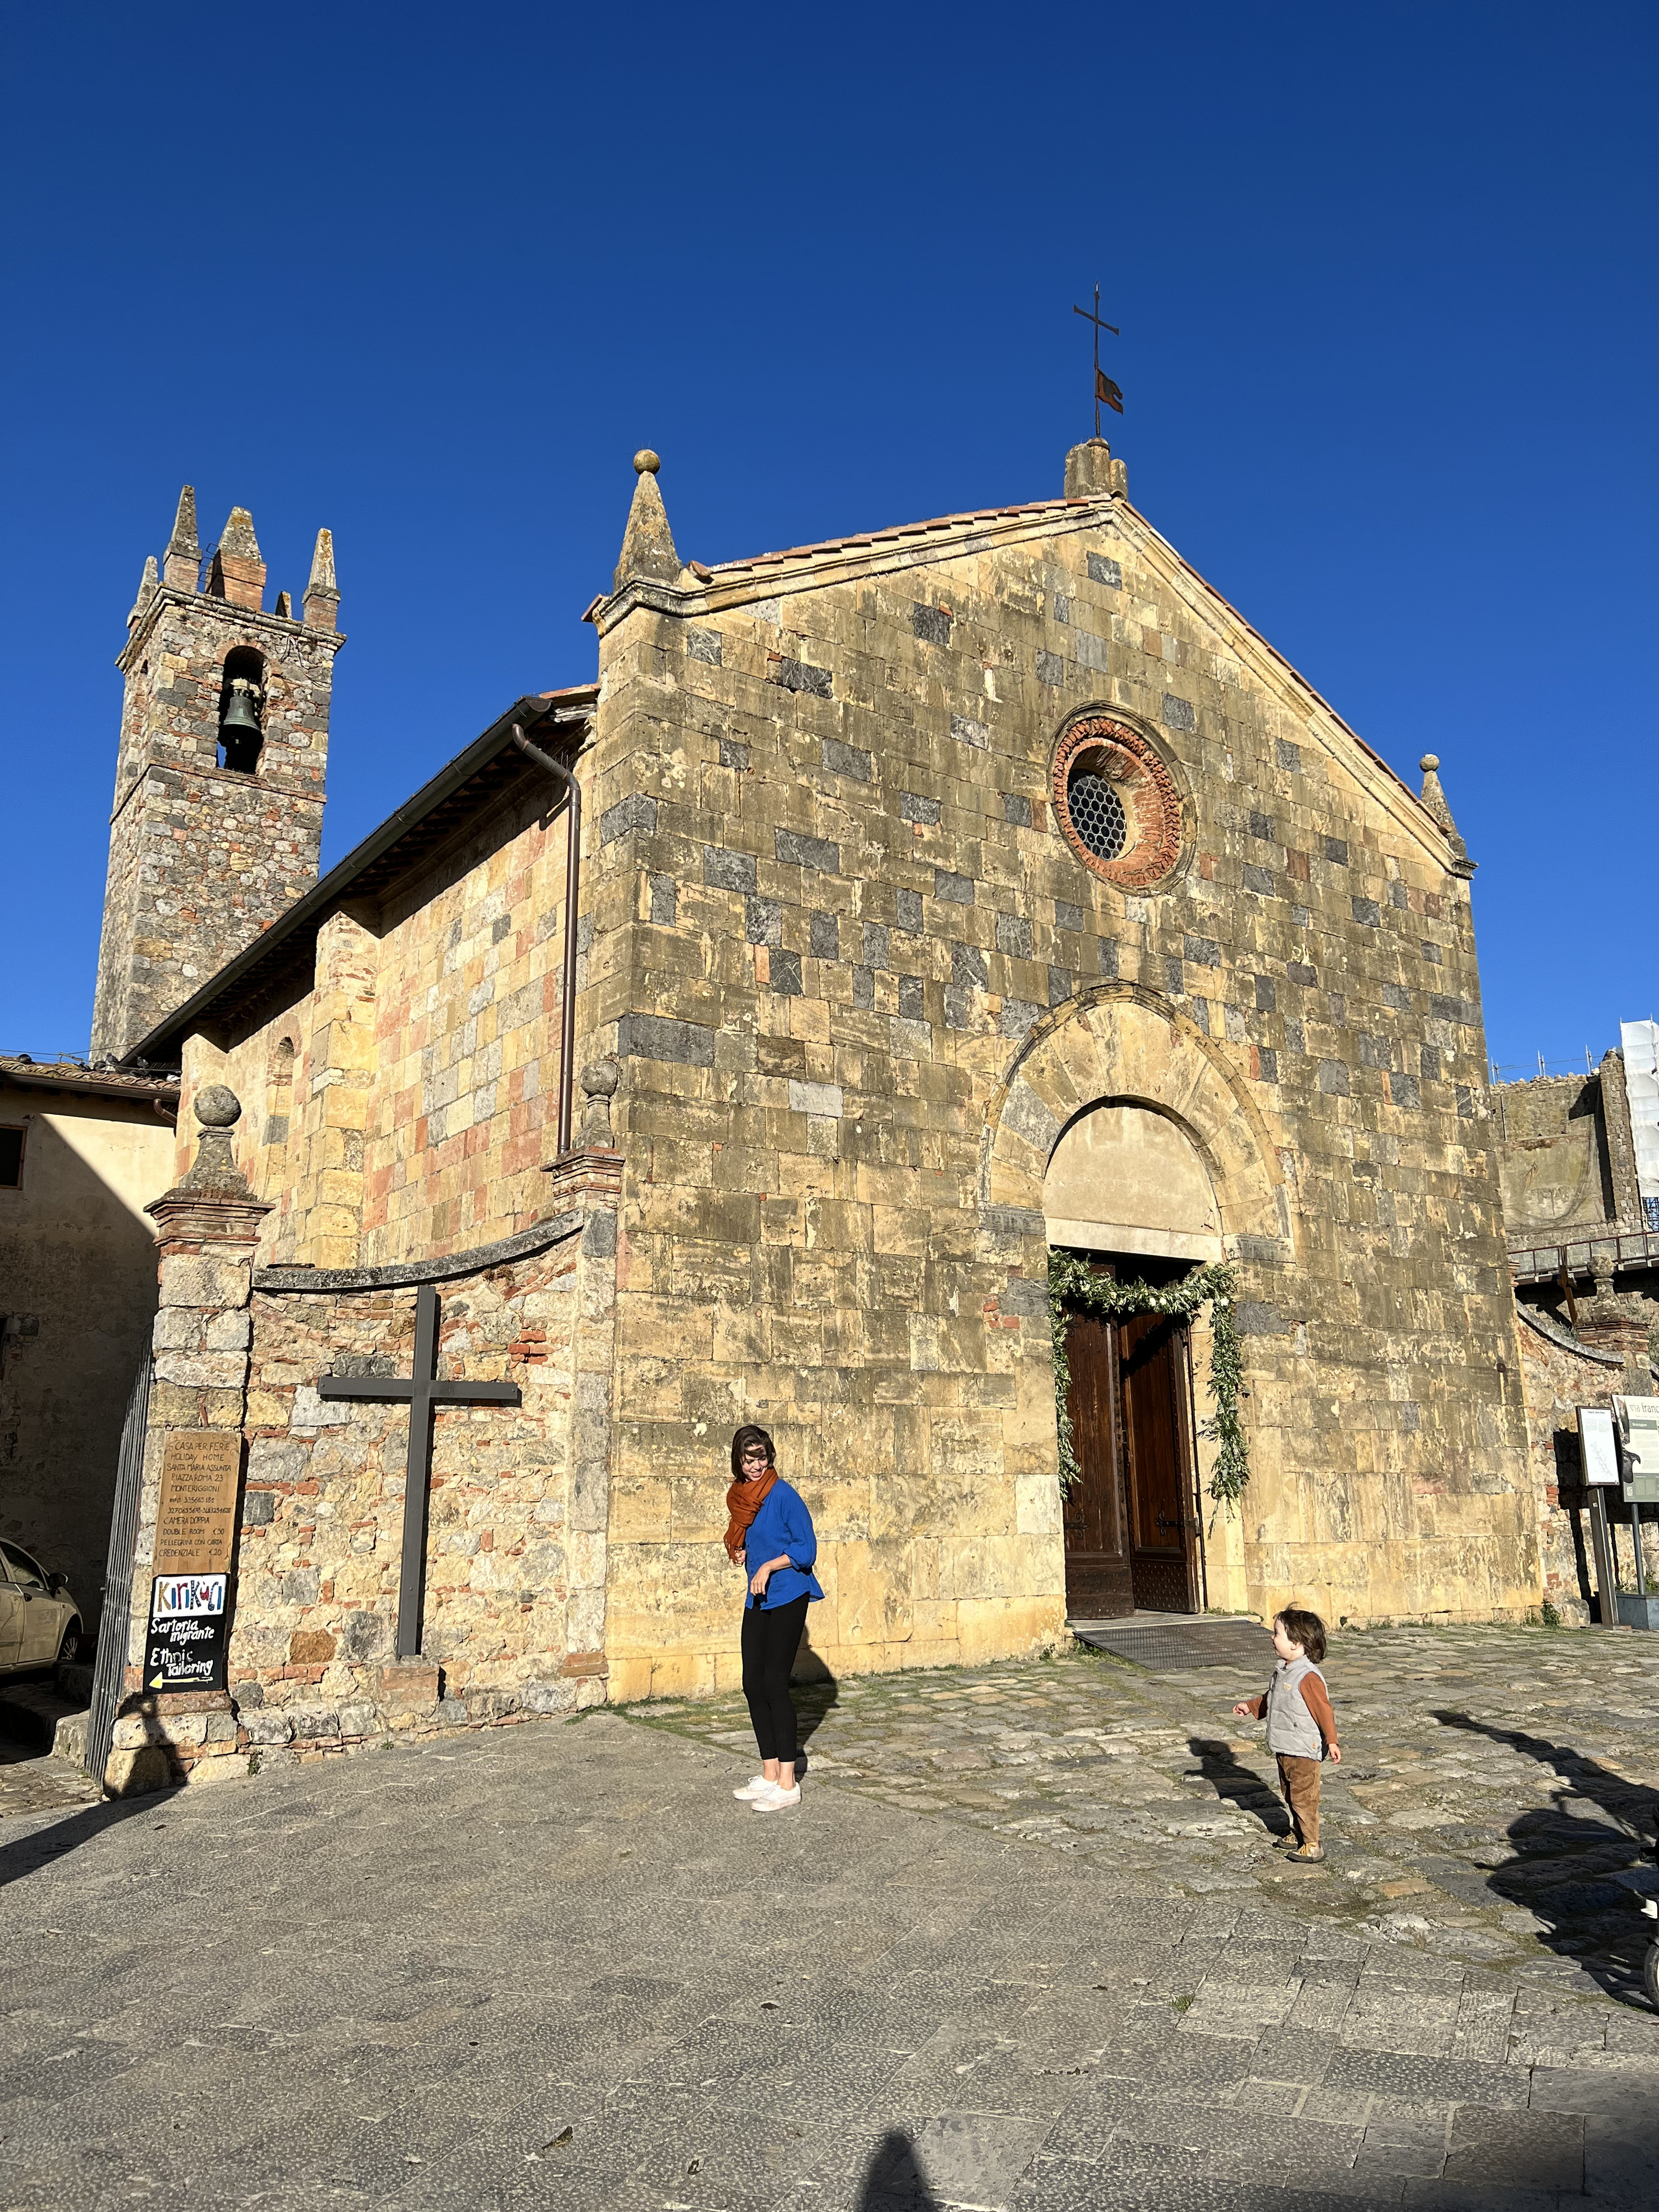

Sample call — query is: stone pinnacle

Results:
[127,553,159,629]
[307,527,337,594]
[613,448,681,592]
[166,484,199,561]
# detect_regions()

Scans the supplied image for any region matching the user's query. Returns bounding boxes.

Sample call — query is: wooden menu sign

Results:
[152,1431,241,1576]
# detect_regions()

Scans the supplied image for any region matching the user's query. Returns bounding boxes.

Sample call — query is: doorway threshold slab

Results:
[1070,1611,1274,1672]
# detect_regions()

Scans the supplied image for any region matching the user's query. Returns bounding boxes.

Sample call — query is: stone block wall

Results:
[582,469,1539,1686]
[1494,1052,1644,1244]
[178,777,580,1274]
[229,1243,606,1751]
[113,1209,615,1792]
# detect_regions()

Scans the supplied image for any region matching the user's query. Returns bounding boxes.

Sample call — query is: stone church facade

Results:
[96,440,1543,1788]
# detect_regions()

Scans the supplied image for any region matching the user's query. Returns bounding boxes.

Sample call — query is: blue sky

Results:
[2,2,1652,1074]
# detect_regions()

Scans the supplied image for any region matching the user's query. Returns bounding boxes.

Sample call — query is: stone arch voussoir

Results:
[980,983,1290,1258]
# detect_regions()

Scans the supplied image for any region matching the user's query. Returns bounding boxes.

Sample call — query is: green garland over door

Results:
[1047,1253,1249,1507]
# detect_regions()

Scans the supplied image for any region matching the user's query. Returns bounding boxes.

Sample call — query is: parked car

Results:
[0,1542,83,1674]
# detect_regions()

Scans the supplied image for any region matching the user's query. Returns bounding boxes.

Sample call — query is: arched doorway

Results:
[1044,1102,1223,1620]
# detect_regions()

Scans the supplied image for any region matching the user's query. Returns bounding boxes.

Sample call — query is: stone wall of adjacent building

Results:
[1514,1288,1659,1625]
[1493,1057,1646,1244]
[581,461,1540,1694]
[0,1069,176,1629]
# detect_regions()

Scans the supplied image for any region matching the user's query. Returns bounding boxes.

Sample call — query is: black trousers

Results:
[740,1594,808,1763]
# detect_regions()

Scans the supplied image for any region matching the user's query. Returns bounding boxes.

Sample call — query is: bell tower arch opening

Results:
[217,646,267,773]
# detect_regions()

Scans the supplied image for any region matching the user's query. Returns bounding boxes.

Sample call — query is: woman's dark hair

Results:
[1274,1607,1327,1663]
[730,1424,776,1478]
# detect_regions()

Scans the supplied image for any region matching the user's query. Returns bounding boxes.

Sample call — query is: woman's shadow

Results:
[1432,1710,1658,2002]
[858,2130,939,2210]
[790,1630,840,1780]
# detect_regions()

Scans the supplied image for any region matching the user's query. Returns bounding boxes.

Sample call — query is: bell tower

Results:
[91,487,345,1062]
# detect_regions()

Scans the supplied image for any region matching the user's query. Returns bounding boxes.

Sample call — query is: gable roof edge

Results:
[1112,503,1457,868]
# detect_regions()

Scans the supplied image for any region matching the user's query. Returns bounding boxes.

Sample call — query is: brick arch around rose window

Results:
[979,983,1291,1259]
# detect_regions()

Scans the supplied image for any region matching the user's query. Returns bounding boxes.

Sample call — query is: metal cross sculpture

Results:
[317,1283,521,1659]
[1073,283,1123,438]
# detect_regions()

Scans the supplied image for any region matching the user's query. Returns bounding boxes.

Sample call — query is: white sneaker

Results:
[733,1776,774,1801]
[753,1783,801,1812]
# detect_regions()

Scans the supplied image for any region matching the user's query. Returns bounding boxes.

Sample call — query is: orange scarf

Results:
[723,1468,778,1562]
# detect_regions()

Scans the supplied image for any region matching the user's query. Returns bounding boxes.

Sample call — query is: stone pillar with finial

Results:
[105,1088,271,1794]
[613,450,683,589]
[538,1057,624,1692]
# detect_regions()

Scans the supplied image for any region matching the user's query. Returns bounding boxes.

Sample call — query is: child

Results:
[1233,1606,1340,1865]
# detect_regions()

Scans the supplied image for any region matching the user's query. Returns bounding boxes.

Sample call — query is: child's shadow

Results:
[1188,1735,1291,1839]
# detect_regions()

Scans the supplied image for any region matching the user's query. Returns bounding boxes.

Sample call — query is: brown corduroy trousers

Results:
[1276,1752,1322,1847]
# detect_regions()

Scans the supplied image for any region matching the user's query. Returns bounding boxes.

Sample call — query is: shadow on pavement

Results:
[858,2130,940,2211]
[0,1783,180,1888]
[1434,1710,1658,2005]
[1189,1735,1290,1839]
[791,1637,841,1777]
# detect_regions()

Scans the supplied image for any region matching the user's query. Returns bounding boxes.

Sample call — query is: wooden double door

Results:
[1062,1281,1203,1619]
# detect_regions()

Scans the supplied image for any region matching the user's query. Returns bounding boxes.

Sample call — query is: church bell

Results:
[220,676,263,739]
[218,676,263,770]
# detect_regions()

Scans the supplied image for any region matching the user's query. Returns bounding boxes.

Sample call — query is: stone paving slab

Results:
[0,1646,1656,2210]
[0,1726,100,1820]
[629,1625,1659,2010]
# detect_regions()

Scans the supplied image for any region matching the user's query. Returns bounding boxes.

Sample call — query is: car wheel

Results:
[56,1627,82,1667]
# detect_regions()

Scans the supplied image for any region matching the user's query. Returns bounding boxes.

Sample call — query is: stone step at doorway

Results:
[1070,1609,1274,1672]
[0,1674,91,1760]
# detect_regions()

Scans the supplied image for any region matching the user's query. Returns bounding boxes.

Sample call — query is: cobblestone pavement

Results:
[0,1627,1655,2212]
[634,1625,1659,2006]
[0,1731,101,1821]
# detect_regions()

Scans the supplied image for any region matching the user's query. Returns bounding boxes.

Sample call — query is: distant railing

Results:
[1509,1227,1659,1286]
[1490,1050,1614,1084]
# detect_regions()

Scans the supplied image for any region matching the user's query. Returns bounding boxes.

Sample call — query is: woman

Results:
[723,1423,822,1812]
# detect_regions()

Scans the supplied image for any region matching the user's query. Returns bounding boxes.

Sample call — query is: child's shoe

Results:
[1285,1843,1326,1864]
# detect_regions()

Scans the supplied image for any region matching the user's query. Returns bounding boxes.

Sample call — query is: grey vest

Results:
[1264,1656,1326,1758]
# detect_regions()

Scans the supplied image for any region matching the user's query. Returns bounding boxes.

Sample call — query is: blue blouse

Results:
[743,1479,823,1610]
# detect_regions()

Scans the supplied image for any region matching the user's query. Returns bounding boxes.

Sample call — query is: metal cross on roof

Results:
[1072,283,1123,440]
[317,1282,521,1659]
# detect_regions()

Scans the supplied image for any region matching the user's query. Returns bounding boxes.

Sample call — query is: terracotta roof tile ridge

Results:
[711,494,1098,575]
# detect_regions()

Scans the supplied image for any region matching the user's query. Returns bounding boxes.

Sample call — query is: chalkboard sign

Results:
[144,1572,229,1692]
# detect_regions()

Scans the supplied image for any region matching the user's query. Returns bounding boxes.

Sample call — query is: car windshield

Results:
[0,1543,47,1590]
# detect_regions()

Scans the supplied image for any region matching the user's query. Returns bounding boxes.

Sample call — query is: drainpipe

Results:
[510,722,584,1159]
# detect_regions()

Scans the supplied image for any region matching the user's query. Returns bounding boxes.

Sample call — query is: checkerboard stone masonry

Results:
[113,437,1548,1788]
[584,441,1538,1700]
